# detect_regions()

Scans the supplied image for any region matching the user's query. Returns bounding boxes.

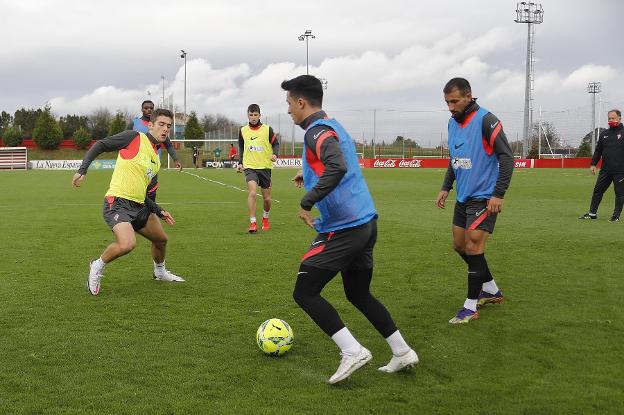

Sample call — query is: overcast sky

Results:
[1,0,622,146]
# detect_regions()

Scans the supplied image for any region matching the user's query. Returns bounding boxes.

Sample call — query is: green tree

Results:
[88,108,112,140]
[0,110,13,135]
[184,111,204,148]
[14,107,43,137]
[32,105,63,149]
[108,111,128,136]
[577,128,604,157]
[59,114,89,139]
[72,127,92,149]
[2,126,24,147]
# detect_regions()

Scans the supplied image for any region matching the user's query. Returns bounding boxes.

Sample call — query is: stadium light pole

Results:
[515,2,544,158]
[587,82,602,155]
[298,30,315,75]
[180,50,187,118]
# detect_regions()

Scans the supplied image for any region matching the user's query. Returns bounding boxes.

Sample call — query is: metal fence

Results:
[193,98,623,158]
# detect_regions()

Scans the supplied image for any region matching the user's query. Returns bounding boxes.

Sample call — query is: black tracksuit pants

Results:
[589,169,624,217]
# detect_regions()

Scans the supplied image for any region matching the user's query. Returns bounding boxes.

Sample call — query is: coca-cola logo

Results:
[372,159,421,168]
[398,159,421,168]
[373,159,397,168]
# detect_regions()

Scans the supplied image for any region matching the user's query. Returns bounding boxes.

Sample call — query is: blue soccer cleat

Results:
[449,307,479,324]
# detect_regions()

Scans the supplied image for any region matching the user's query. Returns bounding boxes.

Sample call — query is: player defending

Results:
[236,104,279,233]
[435,78,514,324]
[127,100,182,201]
[283,75,418,385]
[73,108,184,296]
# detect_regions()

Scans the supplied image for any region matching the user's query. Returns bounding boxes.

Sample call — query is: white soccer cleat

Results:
[378,348,419,373]
[87,260,103,296]
[153,269,185,282]
[328,347,372,385]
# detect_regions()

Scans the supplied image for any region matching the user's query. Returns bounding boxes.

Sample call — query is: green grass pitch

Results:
[0,168,622,414]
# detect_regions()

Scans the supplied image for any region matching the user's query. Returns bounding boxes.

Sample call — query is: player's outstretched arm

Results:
[73,130,139,187]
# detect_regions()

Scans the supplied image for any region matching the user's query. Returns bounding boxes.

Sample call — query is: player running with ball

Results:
[283,75,418,385]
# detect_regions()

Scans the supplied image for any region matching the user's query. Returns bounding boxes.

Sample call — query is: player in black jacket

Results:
[579,109,624,222]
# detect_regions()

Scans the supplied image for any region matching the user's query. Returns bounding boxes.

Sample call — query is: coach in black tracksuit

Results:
[579,109,624,222]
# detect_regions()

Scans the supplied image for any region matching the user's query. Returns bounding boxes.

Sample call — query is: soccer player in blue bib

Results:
[283,75,418,384]
[435,78,514,324]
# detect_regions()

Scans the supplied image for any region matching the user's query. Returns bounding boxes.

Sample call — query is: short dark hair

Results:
[247,104,261,114]
[443,78,472,95]
[141,100,154,108]
[608,109,621,118]
[280,75,323,107]
[150,108,173,122]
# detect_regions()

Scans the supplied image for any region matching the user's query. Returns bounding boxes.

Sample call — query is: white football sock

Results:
[482,280,499,295]
[463,298,478,312]
[153,260,165,271]
[262,210,270,219]
[385,330,411,356]
[93,257,105,271]
[331,327,362,356]
[250,217,257,223]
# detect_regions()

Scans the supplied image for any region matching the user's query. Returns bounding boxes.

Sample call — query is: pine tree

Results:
[32,105,63,149]
[184,111,204,148]
[108,111,128,136]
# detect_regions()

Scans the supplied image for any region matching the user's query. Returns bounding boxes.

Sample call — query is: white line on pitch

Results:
[183,171,281,203]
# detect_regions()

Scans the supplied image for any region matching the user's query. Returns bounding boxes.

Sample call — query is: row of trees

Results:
[0,106,600,156]
[0,106,240,150]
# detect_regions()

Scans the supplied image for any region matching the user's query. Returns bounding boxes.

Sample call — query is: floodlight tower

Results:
[180,50,188,117]
[587,82,602,154]
[298,30,315,75]
[515,2,544,157]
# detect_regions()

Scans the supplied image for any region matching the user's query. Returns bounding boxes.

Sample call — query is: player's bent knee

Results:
[118,240,136,254]
[292,288,307,307]
[157,233,169,244]
[345,291,369,308]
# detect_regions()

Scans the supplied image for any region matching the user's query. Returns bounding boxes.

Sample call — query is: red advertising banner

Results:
[361,157,595,169]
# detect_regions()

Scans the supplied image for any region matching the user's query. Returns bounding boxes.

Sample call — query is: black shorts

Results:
[301,220,377,271]
[453,199,497,233]
[244,169,272,189]
[103,196,151,231]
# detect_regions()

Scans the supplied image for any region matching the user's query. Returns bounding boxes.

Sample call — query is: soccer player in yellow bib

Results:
[72,108,184,296]
[236,104,279,233]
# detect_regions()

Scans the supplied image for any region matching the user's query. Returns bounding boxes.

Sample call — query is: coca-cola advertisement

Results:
[370,158,421,168]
